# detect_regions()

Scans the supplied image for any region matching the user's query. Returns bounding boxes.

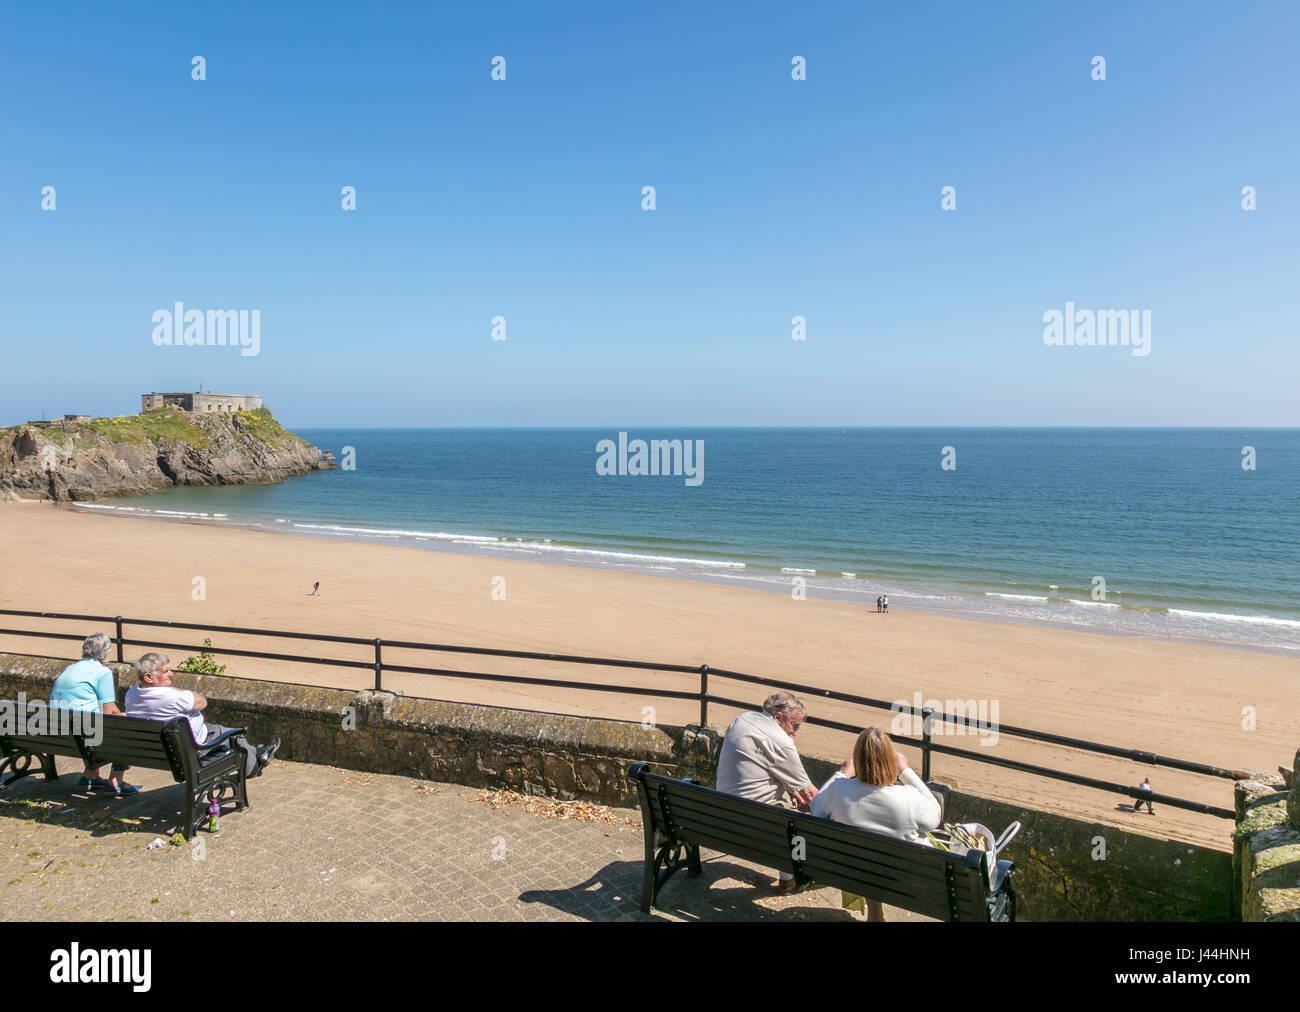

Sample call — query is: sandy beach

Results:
[1,500,1295,851]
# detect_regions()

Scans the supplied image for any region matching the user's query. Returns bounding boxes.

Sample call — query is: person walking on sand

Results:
[310,581,320,596]
[876,595,882,613]
[1134,776,1154,814]
[882,595,889,613]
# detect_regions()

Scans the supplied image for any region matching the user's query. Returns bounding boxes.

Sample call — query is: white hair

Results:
[762,691,806,720]
[134,652,170,679]
[81,632,112,663]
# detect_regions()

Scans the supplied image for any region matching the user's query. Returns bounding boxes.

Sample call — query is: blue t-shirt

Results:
[50,658,117,712]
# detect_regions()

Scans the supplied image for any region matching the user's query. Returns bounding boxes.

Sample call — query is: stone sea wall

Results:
[1232,754,1299,921]
[0,652,1255,921]
[937,785,1232,921]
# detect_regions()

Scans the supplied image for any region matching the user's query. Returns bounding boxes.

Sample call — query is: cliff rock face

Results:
[0,407,337,502]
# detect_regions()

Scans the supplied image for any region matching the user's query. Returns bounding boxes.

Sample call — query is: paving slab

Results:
[0,759,934,922]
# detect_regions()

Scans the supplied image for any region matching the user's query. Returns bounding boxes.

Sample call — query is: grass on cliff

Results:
[235,406,307,446]
[3,406,305,453]
[78,409,212,448]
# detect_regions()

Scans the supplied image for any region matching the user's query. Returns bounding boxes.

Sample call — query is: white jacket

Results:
[810,767,941,843]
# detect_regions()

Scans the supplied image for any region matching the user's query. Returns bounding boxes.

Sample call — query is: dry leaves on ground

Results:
[468,789,637,826]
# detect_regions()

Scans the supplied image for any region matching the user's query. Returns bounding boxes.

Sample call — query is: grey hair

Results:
[81,632,112,662]
[762,691,806,720]
[135,652,170,679]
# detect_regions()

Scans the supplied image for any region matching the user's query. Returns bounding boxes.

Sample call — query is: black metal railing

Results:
[0,608,1241,819]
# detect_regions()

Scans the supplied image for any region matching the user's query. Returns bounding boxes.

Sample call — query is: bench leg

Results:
[640,829,661,912]
[183,789,200,841]
[640,836,695,912]
[0,750,53,789]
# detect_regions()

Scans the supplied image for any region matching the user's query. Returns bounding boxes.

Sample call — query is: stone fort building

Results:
[142,392,263,414]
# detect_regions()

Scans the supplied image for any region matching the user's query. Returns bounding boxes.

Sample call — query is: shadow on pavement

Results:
[0,771,190,840]
[519,856,860,922]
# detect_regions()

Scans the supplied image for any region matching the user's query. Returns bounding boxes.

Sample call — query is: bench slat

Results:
[90,728,174,742]
[793,822,955,878]
[94,729,176,745]
[85,744,174,759]
[659,792,796,833]
[658,792,799,830]
[799,846,952,891]
[2,735,83,753]
[96,725,185,742]
[793,823,947,869]
[666,822,795,865]
[657,809,794,863]
[799,864,957,914]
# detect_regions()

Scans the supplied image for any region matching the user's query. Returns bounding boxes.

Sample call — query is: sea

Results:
[84,428,1300,654]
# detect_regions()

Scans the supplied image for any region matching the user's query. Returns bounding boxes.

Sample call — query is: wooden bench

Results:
[0,704,250,840]
[629,762,1016,921]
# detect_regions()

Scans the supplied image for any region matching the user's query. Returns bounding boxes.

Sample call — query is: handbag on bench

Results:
[926,821,1021,889]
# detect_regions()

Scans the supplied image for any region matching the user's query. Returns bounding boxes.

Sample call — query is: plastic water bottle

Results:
[208,798,219,833]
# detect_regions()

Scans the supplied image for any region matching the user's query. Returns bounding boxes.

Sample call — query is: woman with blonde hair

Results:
[810,726,941,921]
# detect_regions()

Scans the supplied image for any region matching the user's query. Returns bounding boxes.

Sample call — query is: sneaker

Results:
[77,777,115,791]
[109,781,143,796]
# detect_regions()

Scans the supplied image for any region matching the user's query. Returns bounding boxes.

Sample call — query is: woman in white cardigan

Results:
[810,726,941,922]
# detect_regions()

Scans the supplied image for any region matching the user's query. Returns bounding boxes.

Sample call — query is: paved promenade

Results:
[0,760,932,922]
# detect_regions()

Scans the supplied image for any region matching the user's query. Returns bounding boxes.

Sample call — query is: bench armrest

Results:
[991,859,1015,895]
[197,727,247,751]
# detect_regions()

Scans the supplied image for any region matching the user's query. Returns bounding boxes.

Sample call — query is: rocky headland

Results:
[0,406,337,502]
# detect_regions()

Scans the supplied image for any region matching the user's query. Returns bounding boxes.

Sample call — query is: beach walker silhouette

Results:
[1133,777,1154,814]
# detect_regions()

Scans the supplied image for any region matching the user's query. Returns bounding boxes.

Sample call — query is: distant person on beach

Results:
[125,652,280,778]
[811,727,941,922]
[1133,776,1154,815]
[716,691,817,894]
[49,633,139,795]
[882,595,889,613]
[310,582,320,596]
[876,596,882,613]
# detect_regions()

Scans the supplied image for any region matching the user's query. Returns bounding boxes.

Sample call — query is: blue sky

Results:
[1,1,1297,427]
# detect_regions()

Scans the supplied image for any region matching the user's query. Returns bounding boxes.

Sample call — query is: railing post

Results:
[373,638,383,691]
[699,664,709,727]
[114,616,124,663]
[921,706,933,782]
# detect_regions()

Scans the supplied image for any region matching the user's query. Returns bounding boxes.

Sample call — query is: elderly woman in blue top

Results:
[48,633,140,795]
